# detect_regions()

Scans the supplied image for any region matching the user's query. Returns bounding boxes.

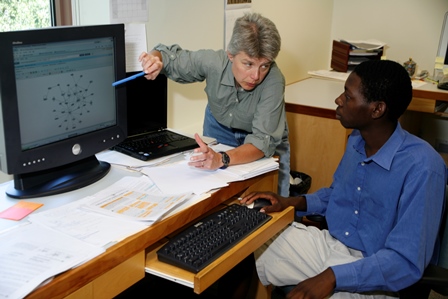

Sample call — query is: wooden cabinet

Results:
[286,110,349,193]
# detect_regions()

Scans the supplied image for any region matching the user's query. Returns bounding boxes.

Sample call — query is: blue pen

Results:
[112,71,146,86]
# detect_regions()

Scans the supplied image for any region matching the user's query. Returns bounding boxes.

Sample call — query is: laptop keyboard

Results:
[121,131,190,151]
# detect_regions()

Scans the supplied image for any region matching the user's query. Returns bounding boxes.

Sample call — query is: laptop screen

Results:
[125,72,167,136]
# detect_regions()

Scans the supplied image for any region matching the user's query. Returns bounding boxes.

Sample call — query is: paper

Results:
[0,201,43,220]
[109,0,148,23]
[0,222,104,299]
[83,176,193,222]
[308,70,350,81]
[339,39,386,50]
[142,144,279,195]
[142,161,231,195]
[124,23,147,72]
[29,196,148,248]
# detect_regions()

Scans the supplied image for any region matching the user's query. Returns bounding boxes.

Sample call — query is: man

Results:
[241,60,447,298]
[138,12,290,197]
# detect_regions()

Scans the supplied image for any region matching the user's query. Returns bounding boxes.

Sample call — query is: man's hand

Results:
[286,268,336,299]
[241,192,307,213]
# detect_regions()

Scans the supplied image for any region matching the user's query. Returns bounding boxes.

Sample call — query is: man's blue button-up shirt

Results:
[305,123,446,292]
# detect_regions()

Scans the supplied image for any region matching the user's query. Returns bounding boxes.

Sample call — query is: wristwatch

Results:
[219,151,230,169]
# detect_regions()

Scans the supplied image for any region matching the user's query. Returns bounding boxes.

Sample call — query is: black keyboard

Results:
[157,204,272,273]
[438,81,448,90]
[122,131,188,151]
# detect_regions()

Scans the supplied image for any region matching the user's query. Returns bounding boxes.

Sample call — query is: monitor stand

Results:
[6,155,110,199]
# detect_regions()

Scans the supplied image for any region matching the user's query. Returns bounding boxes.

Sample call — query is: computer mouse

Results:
[247,198,271,211]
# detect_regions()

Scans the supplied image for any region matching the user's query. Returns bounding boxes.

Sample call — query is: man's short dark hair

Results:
[353,60,413,121]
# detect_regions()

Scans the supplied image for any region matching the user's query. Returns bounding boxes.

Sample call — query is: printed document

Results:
[83,176,193,222]
[0,222,104,299]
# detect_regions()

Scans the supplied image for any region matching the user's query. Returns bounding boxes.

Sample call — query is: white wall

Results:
[252,0,334,84]
[73,0,448,136]
[145,0,223,134]
[331,0,448,75]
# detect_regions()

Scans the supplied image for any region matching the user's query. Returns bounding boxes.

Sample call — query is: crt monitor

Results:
[0,24,127,199]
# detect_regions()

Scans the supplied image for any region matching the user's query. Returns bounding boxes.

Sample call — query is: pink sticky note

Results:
[0,201,43,221]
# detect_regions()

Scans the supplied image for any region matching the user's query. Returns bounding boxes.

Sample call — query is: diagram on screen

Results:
[43,73,94,131]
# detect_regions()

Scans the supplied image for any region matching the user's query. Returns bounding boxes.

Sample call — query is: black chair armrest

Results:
[420,263,448,286]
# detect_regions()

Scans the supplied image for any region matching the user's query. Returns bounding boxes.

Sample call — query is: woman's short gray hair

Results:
[227,12,281,61]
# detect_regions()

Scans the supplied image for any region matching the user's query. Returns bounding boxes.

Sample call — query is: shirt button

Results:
[361,162,365,166]
[235,98,239,102]
[229,113,233,117]
[357,187,361,191]
[354,210,358,214]
[345,232,349,236]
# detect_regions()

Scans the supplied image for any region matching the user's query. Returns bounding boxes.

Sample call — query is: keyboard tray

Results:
[145,202,294,294]
[156,204,272,273]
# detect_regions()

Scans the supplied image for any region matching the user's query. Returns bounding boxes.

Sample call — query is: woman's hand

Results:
[138,51,163,80]
[187,133,223,170]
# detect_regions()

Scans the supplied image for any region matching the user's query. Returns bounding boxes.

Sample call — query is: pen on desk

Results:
[112,71,146,86]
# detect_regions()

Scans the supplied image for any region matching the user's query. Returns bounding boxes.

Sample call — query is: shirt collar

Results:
[221,59,235,87]
[354,123,406,171]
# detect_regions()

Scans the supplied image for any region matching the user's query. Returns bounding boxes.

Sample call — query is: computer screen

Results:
[0,24,127,198]
[438,12,448,66]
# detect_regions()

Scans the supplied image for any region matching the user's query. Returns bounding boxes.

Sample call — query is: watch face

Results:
[220,152,230,168]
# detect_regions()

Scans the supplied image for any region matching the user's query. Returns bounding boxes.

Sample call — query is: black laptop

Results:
[112,72,198,161]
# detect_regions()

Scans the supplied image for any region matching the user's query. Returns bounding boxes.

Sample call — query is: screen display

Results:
[13,37,116,150]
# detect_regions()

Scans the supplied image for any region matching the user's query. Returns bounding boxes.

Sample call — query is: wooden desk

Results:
[285,77,448,192]
[7,154,282,299]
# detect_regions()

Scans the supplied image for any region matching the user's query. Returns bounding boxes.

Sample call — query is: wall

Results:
[251,0,334,84]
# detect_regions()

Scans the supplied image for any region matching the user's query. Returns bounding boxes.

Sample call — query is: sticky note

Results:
[435,56,444,70]
[0,201,43,221]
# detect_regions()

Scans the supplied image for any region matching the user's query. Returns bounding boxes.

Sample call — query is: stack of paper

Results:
[0,223,105,299]
[140,144,279,195]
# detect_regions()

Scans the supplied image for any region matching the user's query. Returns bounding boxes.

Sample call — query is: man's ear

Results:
[371,101,387,119]
[227,51,234,62]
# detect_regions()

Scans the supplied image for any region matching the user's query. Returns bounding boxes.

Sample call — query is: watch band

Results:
[219,151,230,169]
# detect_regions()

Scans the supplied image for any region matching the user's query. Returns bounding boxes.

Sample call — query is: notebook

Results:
[112,72,200,161]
